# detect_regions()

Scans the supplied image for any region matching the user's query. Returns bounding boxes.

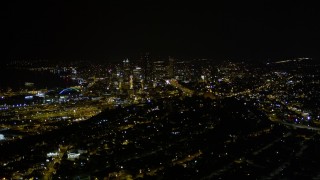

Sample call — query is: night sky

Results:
[3,1,320,61]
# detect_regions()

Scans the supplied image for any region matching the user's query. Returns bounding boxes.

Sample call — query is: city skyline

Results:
[2,1,320,178]
[1,56,320,178]
[3,1,320,61]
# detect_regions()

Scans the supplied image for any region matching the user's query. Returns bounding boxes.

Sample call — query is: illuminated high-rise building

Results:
[129,75,133,90]
[168,57,175,78]
[153,60,166,81]
[133,66,142,80]
[141,52,152,82]
[123,58,131,81]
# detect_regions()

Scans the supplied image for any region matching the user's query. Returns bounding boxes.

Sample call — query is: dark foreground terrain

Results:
[1,96,320,179]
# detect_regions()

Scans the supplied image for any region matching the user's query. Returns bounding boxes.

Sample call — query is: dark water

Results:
[0,68,74,90]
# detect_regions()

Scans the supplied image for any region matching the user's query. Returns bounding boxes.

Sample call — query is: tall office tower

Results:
[123,58,131,82]
[140,52,152,83]
[129,75,133,90]
[175,60,191,81]
[153,60,167,81]
[168,57,175,78]
[133,66,143,81]
[133,66,143,90]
